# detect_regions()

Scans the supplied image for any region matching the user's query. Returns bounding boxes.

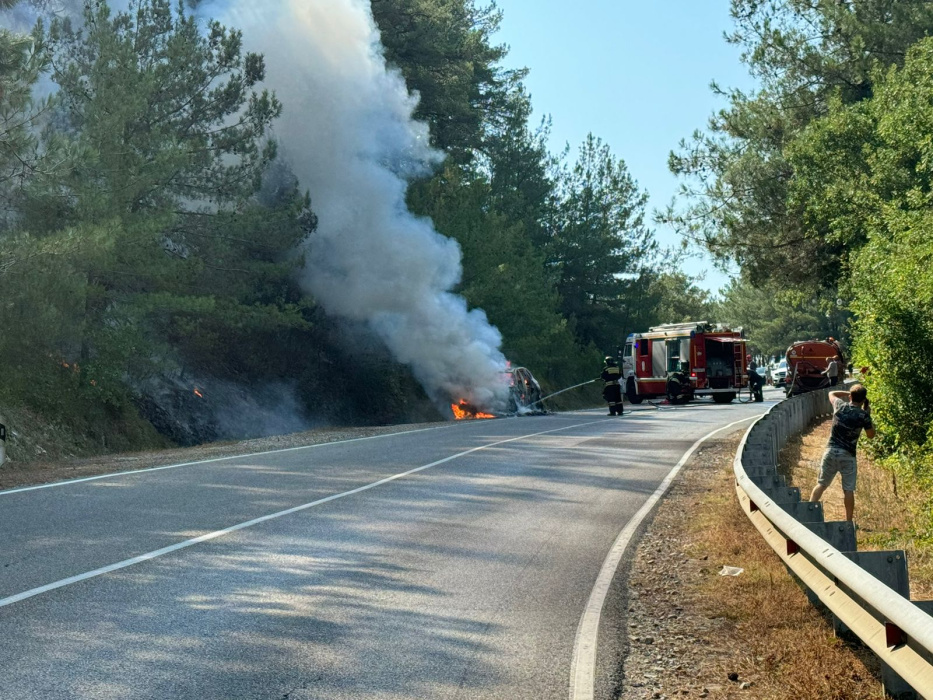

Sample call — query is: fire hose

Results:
[527,376,679,413]
[526,378,599,408]
[525,378,676,412]
[526,378,670,411]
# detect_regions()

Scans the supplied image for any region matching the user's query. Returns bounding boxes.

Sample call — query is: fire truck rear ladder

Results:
[733,342,745,384]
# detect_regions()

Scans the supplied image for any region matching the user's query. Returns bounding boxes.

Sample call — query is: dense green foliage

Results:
[1,0,317,449]
[792,40,933,500]
[667,0,933,290]
[0,0,711,459]
[716,278,841,359]
[370,0,516,163]
[674,0,933,517]
[550,134,657,351]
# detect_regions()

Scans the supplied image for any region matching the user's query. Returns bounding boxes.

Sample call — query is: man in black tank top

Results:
[808,384,875,521]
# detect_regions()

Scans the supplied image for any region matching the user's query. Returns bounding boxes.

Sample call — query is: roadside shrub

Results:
[849,212,933,495]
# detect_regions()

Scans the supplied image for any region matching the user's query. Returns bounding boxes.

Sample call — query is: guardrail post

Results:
[758,486,801,505]
[801,521,857,553]
[787,520,856,616]
[744,465,779,478]
[748,474,787,490]
[781,501,824,522]
[882,664,920,699]
[833,551,910,635]
[835,551,916,698]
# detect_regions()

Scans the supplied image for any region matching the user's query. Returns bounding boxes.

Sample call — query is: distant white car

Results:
[770,360,788,387]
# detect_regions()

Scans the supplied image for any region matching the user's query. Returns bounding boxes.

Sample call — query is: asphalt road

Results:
[0,393,780,699]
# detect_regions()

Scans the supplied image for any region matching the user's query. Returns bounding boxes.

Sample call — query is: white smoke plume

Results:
[194,0,509,411]
[0,1,86,28]
[3,0,511,411]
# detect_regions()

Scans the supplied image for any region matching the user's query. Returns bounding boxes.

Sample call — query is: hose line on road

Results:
[527,379,599,408]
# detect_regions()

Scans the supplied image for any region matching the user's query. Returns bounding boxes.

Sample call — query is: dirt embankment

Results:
[618,416,933,699]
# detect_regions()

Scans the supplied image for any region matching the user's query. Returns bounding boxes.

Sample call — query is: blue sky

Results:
[494,0,758,295]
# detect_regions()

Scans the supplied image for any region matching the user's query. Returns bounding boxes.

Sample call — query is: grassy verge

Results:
[779,419,933,600]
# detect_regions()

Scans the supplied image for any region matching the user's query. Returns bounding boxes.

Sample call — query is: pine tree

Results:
[25,0,314,398]
[552,134,657,351]
[666,0,933,291]
[370,0,519,162]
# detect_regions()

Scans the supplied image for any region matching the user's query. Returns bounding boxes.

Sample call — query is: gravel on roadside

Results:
[614,436,748,700]
[614,432,878,700]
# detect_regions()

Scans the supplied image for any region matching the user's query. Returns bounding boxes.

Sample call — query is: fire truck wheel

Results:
[626,379,643,404]
[712,392,736,404]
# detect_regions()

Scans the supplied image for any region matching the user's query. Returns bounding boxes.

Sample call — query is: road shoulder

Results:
[613,433,879,699]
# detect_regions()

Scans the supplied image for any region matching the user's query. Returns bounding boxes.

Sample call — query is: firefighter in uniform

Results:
[601,356,624,416]
[666,368,689,404]
[747,356,764,402]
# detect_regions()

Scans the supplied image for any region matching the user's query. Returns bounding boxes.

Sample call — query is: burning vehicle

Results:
[504,366,545,415]
[450,400,497,420]
[450,365,545,420]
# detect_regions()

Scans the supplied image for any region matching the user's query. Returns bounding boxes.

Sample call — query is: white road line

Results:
[568,415,760,700]
[0,425,456,497]
[0,419,609,609]
[0,412,657,497]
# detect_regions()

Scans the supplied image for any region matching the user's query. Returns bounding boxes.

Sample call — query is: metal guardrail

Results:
[734,388,933,699]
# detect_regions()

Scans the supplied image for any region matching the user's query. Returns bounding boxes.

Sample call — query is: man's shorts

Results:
[818,447,857,492]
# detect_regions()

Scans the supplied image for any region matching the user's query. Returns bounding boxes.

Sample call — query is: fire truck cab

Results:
[621,322,749,404]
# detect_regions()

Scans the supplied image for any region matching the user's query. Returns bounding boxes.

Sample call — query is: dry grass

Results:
[683,443,879,698]
[620,435,880,699]
[779,419,933,600]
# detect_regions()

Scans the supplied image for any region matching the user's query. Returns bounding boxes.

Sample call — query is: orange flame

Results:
[193,388,204,398]
[451,400,495,420]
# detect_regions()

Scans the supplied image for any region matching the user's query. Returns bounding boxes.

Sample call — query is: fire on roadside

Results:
[451,400,495,420]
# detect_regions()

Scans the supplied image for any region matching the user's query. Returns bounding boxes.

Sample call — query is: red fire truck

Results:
[621,322,749,404]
